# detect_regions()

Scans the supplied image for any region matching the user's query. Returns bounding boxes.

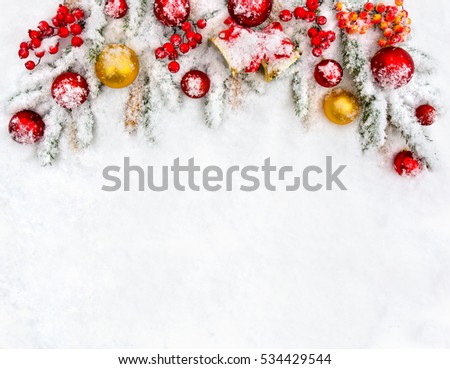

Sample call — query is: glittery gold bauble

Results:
[323,89,360,125]
[95,44,140,89]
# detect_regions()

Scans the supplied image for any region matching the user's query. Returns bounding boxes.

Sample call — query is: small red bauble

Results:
[154,0,190,27]
[104,0,129,19]
[394,151,421,176]
[371,46,415,89]
[9,110,45,144]
[52,72,89,109]
[181,70,211,99]
[416,104,437,126]
[228,0,273,28]
[314,59,343,88]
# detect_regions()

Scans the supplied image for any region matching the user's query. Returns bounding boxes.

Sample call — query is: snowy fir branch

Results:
[38,106,68,166]
[340,33,388,150]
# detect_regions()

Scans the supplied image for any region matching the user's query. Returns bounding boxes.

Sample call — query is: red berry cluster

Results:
[279,0,336,57]
[18,4,85,70]
[155,19,207,73]
[336,1,411,47]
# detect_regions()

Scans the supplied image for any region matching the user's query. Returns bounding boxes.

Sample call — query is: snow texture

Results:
[0,0,450,349]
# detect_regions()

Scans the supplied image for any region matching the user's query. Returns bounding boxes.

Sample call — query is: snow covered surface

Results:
[1,0,450,348]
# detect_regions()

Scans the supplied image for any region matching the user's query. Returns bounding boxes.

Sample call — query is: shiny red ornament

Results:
[371,46,415,89]
[394,151,421,176]
[314,59,343,88]
[228,0,273,28]
[416,104,437,126]
[154,0,190,27]
[181,70,211,98]
[52,72,89,109]
[9,110,45,144]
[104,0,129,19]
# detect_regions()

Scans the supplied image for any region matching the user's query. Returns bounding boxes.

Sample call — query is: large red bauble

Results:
[228,0,273,28]
[394,150,421,176]
[52,72,89,109]
[154,0,190,27]
[9,110,45,144]
[181,70,211,98]
[416,104,437,126]
[371,46,414,89]
[314,59,343,88]
[104,0,128,19]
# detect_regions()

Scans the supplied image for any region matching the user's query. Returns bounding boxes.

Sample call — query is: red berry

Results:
[168,61,180,73]
[163,42,175,53]
[320,41,330,49]
[311,36,321,46]
[194,33,203,44]
[294,7,306,19]
[52,17,60,27]
[25,61,36,70]
[308,27,319,38]
[317,16,327,26]
[197,19,207,29]
[35,50,45,58]
[65,14,76,24]
[58,5,70,15]
[179,43,190,54]
[71,36,83,47]
[305,11,316,22]
[72,8,85,20]
[416,104,437,126]
[186,31,196,41]
[189,40,197,49]
[38,21,50,32]
[312,47,323,57]
[49,43,59,55]
[28,30,42,39]
[20,42,29,50]
[306,0,319,11]
[279,10,293,22]
[44,28,55,37]
[168,51,179,60]
[56,13,66,23]
[365,2,375,11]
[58,27,70,38]
[327,31,336,42]
[170,34,182,46]
[70,23,82,35]
[182,22,191,32]
[155,47,167,59]
[18,48,29,59]
[30,38,42,49]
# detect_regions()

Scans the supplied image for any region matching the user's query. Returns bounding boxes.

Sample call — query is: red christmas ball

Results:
[154,0,190,27]
[52,72,89,109]
[371,46,415,89]
[9,110,45,144]
[228,0,273,28]
[104,0,129,19]
[416,104,437,126]
[314,59,343,88]
[394,150,421,176]
[181,70,211,99]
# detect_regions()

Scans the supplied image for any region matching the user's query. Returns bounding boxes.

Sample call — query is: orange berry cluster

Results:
[335,1,411,47]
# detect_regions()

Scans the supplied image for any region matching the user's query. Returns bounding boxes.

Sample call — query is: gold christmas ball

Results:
[323,89,360,125]
[95,44,140,89]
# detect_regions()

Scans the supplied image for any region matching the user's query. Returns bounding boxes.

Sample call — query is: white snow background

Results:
[0,0,449,348]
